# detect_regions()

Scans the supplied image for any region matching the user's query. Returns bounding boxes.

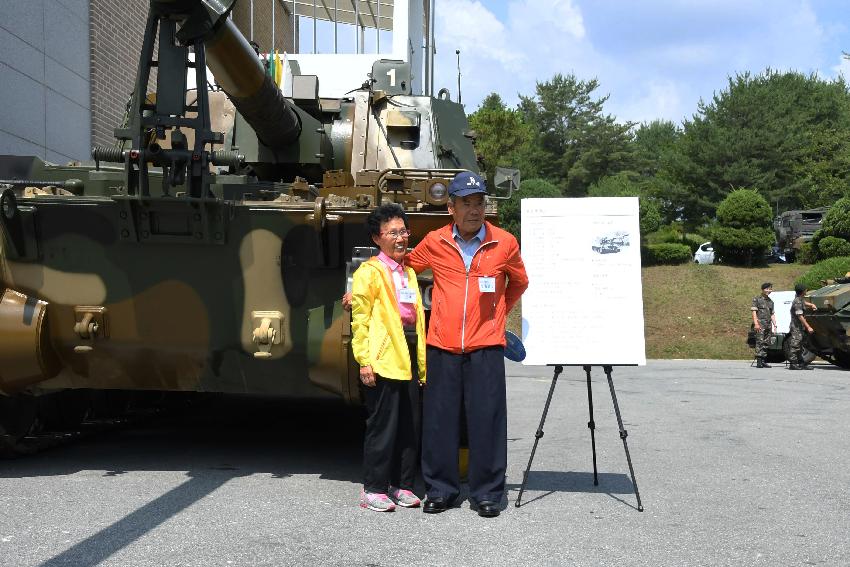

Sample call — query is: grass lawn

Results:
[507,262,809,360]
[641,263,807,359]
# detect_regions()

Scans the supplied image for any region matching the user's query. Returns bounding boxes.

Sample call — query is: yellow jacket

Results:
[351,258,426,382]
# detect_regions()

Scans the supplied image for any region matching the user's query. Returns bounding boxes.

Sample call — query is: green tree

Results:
[818,197,850,239]
[519,74,635,197]
[812,197,850,258]
[498,178,561,241]
[673,70,850,228]
[632,120,691,226]
[587,172,661,236]
[468,93,534,183]
[640,200,662,235]
[587,171,639,198]
[711,189,775,266]
[632,120,681,178]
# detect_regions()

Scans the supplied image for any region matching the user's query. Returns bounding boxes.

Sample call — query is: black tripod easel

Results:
[515,364,644,511]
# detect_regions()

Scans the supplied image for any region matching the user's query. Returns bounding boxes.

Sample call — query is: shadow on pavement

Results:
[0,396,366,567]
[507,470,639,509]
[38,470,242,567]
[0,395,366,482]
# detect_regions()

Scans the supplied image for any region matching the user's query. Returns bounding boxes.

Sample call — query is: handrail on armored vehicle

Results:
[376,168,466,208]
[375,168,520,204]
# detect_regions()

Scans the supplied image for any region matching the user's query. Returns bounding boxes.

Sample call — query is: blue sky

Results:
[429,0,850,125]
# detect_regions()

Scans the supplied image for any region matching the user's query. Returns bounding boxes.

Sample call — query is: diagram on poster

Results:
[520,198,646,366]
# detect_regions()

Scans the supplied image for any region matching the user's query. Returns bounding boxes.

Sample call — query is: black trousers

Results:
[422,345,507,504]
[362,342,421,494]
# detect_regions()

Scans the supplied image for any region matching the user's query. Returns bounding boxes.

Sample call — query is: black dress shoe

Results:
[472,500,500,518]
[423,498,449,514]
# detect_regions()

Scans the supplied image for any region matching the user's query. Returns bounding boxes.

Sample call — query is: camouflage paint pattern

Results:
[800,283,850,368]
[750,294,773,358]
[0,1,503,412]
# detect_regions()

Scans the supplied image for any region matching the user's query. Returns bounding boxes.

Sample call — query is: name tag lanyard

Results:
[393,268,417,304]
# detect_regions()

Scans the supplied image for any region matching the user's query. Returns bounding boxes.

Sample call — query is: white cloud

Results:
[433,0,595,109]
[832,54,850,80]
[432,0,847,124]
[614,80,687,126]
[508,0,585,40]
[437,0,518,66]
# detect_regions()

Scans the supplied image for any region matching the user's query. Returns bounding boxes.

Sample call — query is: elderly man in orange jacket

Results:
[410,171,528,518]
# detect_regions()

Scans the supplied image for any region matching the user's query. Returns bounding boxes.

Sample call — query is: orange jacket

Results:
[408,221,528,354]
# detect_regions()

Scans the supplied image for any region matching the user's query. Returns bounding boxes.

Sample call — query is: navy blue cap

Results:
[504,330,526,362]
[448,171,487,197]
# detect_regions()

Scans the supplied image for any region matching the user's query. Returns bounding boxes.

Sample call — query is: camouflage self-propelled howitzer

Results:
[0,0,518,445]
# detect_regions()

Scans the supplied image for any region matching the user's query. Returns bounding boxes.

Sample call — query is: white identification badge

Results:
[478,277,496,293]
[398,288,417,304]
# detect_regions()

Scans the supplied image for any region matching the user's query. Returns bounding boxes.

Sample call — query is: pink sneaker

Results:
[360,490,396,512]
[390,487,421,508]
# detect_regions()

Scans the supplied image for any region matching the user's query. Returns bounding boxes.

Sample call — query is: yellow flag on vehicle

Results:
[274,50,283,87]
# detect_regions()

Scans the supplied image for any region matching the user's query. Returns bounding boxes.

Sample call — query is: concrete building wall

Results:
[0,1,296,162]
[89,0,148,150]
[0,0,91,163]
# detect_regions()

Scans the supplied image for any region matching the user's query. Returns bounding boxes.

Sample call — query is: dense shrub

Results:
[681,235,704,254]
[813,198,850,259]
[645,224,681,245]
[819,198,850,239]
[711,189,774,265]
[816,236,850,259]
[798,241,817,264]
[642,243,693,266]
[712,225,774,261]
[795,256,850,290]
[640,200,662,235]
[644,225,704,253]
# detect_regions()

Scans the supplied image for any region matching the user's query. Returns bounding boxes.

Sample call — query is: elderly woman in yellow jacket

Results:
[351,203,427,512]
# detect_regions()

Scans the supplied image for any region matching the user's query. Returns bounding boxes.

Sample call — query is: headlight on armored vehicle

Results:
[426,181,448,205]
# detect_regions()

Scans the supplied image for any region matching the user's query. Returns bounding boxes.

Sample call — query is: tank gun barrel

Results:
[203,18,301,148]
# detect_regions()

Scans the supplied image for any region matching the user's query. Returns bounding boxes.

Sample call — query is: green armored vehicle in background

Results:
[0,0,517,445]
[801,281,850,368]
[774,207,828,262]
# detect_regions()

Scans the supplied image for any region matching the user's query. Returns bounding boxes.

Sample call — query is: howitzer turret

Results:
[104,0,320,197]
[0,0,519,450]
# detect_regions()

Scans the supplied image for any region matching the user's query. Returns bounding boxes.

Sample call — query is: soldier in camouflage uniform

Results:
[788,284,815,370]
[751,282,776,368]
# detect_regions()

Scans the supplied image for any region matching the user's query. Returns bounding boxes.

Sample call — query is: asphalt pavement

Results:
[1,360,848,567]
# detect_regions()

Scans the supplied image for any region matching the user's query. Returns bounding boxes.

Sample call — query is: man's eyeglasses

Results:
[381,229,411,239]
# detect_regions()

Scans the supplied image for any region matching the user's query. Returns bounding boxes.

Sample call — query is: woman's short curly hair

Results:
[366,203,409,237]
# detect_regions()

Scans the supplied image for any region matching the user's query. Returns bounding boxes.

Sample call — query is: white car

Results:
[694,242,715,264]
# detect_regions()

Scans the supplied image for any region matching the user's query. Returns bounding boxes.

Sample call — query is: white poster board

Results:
[521,198,646,366]
[770,291,795,334]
